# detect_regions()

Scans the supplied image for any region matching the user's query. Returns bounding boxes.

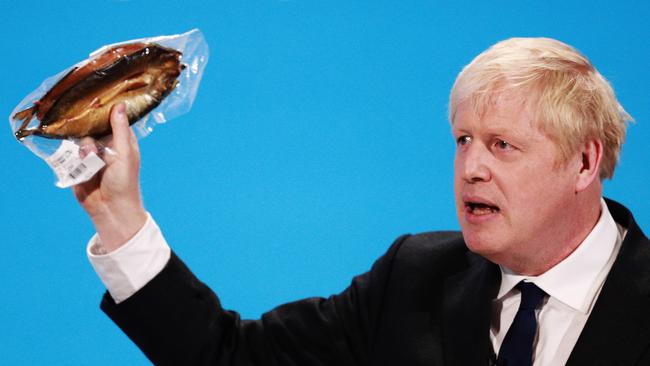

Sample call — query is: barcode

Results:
[69,163,87,179]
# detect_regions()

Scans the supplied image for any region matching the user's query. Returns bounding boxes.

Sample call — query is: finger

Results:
[129,126,140,155]
[72,169,102,203]
[72,178,91,203]
[110,103,132,156]
[92,134,118,166]
[78,137,98,159]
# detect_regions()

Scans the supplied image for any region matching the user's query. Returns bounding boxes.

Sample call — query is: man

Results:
[75,37,648,365]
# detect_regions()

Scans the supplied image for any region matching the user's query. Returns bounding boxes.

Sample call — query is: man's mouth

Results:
[465,201,500,215]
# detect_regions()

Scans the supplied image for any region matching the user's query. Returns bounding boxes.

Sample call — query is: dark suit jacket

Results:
[101,199,650,365]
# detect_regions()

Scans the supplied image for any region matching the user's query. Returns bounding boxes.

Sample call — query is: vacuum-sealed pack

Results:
[9,28,209,188]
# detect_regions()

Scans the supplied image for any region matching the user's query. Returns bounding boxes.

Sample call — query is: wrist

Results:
[90,202,148,252]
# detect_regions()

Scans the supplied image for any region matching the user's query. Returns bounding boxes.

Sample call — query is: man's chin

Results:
[462,231,507,259]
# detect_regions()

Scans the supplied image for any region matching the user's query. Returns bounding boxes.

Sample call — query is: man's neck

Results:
[509,190,603,276]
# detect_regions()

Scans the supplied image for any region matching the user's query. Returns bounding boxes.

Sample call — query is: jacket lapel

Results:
[441,253,500,365]
[567,201,650,365]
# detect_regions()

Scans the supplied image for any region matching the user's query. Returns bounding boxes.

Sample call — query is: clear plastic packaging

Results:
[9,28,209,188]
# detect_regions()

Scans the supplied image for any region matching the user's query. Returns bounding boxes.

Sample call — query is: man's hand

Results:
[73,103,148,252]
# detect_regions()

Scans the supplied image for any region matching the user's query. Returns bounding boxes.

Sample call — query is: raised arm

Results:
[99,237,406,366]
[73,103,406,365]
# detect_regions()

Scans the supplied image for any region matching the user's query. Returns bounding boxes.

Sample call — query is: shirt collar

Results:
[496,198,618,313]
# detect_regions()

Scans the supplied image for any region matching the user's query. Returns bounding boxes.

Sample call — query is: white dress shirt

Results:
[490,199,626,365]
[87,213,170,304]
[88,199,626,364]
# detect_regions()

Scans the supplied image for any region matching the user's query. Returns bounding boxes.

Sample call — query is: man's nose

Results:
[460,144,492,183]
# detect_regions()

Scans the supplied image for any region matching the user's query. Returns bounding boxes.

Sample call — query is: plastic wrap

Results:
[9,28,209,188]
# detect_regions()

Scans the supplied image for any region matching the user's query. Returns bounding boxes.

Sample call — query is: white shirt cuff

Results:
[86,213,171,304]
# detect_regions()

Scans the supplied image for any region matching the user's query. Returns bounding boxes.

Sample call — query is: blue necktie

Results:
[497,281,546,366]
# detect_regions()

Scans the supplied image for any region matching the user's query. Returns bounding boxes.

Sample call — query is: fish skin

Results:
[14,43,183,140]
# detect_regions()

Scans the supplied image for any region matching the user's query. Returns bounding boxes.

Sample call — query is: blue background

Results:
[1,1,648,364]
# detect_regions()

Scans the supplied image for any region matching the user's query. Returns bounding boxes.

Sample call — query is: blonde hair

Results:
[449,37,632,179]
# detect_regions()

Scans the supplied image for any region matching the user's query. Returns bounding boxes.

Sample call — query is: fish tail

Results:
[13,106,36,141]
[15,128,36,141]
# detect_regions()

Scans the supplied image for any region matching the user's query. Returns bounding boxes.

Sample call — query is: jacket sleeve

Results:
[100,235,409,366]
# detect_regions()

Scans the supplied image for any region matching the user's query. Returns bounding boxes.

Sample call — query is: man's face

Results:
[453,93,580,267]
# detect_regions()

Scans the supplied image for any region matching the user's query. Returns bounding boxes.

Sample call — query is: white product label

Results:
[45,140,106,188]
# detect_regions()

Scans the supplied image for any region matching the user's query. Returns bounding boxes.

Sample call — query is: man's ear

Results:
[575,139,603,192]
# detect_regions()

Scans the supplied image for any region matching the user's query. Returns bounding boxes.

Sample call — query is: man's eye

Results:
[456,136,472,146]
[495,139,512,150]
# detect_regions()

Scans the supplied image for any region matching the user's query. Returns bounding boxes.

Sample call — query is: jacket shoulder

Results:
[395,231,470,270]
[386,231,476,287]
[374,231,483,312]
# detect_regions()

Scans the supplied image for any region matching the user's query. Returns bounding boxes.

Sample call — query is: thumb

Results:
[110,103,132,155]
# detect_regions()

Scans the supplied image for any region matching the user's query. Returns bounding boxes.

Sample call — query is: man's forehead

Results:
[452,92,540,132]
